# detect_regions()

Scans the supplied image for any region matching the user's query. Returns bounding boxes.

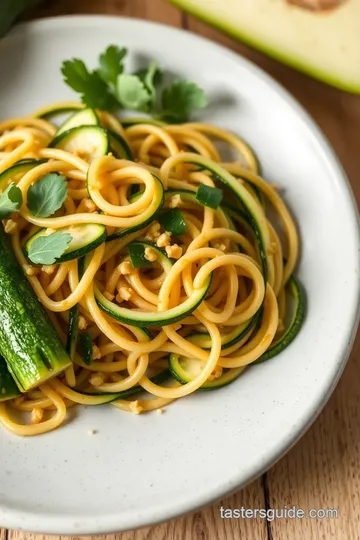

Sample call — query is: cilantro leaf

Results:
[27,232,72,265]
[135,61,163,104]
[99,45,127,86]
[27,173,67,218]
[61,59,118,110]
[116,74,151,112]
[161,80,208,122]
[61,59,90,93]
[0,183,23,219]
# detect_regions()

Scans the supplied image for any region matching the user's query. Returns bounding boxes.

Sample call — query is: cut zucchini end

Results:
[10,348,72,393]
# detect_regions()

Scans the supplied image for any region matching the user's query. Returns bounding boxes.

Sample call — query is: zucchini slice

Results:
[0,355,21,401]
[35,102,83,120]
[168,354,244,390]
[25,223,107,264]
[55,108,99,137]
[95,278,210,328]
[187,310,260,350]
[0,159,46,191]
[108,129,133,160]
[253,275,305,364]
[73,369,171,405]
[50,125,110,160]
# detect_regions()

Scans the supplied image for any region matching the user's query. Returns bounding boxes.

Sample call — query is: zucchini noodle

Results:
[0,102,304,436]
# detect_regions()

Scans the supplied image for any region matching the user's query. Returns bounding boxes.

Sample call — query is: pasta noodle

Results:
[0,103,302,436]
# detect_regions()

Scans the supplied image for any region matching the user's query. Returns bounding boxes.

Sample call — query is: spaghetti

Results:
[0,103,304,436]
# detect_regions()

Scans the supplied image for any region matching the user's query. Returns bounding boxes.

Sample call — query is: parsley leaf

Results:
[61,59,118,110]
[0,183,23,219]
[27,232,72,265]
[27,173,67,218]
[99,45,127,86]
[116,74,151,111]
[161,80,208,122]
[135,61,163,105]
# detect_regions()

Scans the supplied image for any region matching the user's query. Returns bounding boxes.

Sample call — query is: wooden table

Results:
[2,1,360,538]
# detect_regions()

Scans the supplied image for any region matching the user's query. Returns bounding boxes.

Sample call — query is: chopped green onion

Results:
[128,244,152,269]
[79,331,93,366]
[158,208,187,235]
[196,184,223,209]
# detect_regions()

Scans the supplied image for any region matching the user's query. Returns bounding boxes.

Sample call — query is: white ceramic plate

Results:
[0,15,359,535]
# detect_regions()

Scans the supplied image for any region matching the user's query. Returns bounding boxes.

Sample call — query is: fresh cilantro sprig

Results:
[61,45,208,122]
[27,173,68,218]
[0,183,23,219]
[27,232,72,265]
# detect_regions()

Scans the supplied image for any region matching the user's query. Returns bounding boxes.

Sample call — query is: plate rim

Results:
[1,14,359,534]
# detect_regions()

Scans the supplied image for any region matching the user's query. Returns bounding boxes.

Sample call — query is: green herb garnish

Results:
[196,184,223,209]
[0,183,22,219]
[128,244,152,269]
[27,232,72,265]
[61,46,208,122]
[158,208,187,236]
[27,173,67,218]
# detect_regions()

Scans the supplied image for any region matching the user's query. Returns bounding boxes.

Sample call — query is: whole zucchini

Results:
[0,224,71,392]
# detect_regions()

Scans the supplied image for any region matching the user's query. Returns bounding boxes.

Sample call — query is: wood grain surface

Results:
[2,0,360,539]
